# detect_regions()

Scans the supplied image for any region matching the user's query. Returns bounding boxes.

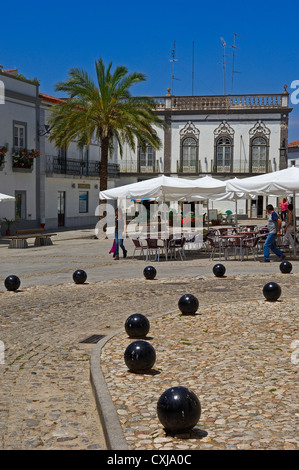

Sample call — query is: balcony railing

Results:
[119,160,159,174]
[46,156,119,178]
[153,92,289,111]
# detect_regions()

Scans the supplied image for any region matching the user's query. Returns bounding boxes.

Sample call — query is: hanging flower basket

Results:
[12,148,41,169]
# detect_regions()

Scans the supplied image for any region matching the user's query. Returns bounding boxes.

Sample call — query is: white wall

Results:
[0,74,38,225]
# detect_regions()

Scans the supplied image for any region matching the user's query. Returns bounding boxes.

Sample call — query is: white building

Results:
[0,67,292,233]
[112,87,291,218]
[0,70,40,232]
[288,140,299,167]
[0,70,104,233]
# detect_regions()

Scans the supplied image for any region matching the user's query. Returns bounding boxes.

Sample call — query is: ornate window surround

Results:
[249,120,270,173]
[137,141,156,173]
[213,121,234,173]
[179,121,200,173]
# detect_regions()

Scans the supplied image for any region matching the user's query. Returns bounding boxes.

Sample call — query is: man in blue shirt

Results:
[262,204,285,262]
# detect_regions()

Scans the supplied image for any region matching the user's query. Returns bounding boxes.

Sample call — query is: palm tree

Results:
[48,58,164,191]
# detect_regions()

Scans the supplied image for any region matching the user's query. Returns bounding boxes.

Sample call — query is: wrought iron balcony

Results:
[46,156,119,178]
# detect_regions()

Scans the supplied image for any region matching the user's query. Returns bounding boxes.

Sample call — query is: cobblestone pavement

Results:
[0,233,299,450]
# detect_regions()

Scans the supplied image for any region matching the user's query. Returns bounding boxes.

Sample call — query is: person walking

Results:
[262,204,285,262]
[114,207,127,260]
[280,198,289,221]
[282,203,295,250]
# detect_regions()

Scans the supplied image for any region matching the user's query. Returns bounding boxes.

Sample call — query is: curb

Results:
[90,308,179,450]
[90,327,128,450]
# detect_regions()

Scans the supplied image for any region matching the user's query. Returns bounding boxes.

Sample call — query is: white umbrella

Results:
[226,167,299,256]
[100,175,200,201]
[226,166,299,196]
[0,192,15,202]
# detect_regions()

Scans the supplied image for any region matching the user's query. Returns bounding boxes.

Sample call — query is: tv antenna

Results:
[230,33,244,94]
[170,41,180,94]
[219,37,227,95]
[192,40,195,96]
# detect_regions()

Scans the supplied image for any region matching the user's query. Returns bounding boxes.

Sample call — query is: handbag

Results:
[109,240,116,254]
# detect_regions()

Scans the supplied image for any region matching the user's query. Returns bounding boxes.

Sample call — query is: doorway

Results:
[257,196,263,217]
[15,191,26,220]
[57,191,65,226]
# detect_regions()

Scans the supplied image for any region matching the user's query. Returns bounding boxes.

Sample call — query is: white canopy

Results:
[226,167,299,256]
[0,192,15,202]
[187,175,227,200]
[226,167,299,196]
[100,174,226,202]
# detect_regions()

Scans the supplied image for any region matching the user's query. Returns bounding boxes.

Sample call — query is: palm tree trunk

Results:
[98,136,110,238]
[100,136,109,192]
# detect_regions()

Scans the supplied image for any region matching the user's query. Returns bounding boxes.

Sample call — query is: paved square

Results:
[0,230,298,450]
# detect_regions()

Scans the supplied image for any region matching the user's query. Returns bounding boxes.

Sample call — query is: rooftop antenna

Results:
[219,37,227,95]
[230,33,244,94]
[192,40,195,96]
[170,41,180,94]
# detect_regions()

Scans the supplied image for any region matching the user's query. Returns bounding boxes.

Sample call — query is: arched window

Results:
[182,137,197,172]
[251,137,267,173]
[139,144,155,172]
[216,137,232,172]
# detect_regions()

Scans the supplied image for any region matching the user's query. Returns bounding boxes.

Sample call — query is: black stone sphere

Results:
[143,266,157,280]
[263,281,282,301]
[178,294,199,315]
[213,263,226,277]
[280,260,292,274]
[4,275,21,291]
[73,269,87,284]
[157,386,201,434]
[124,340,156,373]
[125,314,150,338]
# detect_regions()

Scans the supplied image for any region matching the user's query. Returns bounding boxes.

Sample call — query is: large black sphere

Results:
[157,386,201,434]
[178,294,199,315]
[124,340,156,373]
[4,275,21,291]
[125,314,150,338]
[73,269,87,284]
[263,281,281,301]
[213,263,226,277]
[280,260,292,274]
[143,266,157,280]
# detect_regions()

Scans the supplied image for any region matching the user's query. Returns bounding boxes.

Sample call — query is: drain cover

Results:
[80,334,106,344]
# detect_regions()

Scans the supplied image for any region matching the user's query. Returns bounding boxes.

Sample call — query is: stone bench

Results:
[3,229,57,248]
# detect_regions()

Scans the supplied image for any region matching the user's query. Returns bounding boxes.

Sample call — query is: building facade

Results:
[0,71,105,233]
[288,140,299,167]
[0,68,292,233]
[110,87,291,217]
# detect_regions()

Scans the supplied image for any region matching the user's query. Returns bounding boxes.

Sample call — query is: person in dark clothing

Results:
[262,204,285,262]
[114,207,127,260]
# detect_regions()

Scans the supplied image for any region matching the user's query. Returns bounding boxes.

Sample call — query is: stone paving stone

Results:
[1,239,299,450]
[100,283,299,450]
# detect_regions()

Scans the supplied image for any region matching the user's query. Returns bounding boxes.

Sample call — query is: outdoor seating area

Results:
[128,220,299,263]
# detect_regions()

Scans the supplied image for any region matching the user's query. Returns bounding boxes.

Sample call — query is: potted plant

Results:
[1,218,17,235]
[0,146,8,168]
[12,148,41,169]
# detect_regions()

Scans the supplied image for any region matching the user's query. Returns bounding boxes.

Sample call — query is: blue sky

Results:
[1,0,299,141]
